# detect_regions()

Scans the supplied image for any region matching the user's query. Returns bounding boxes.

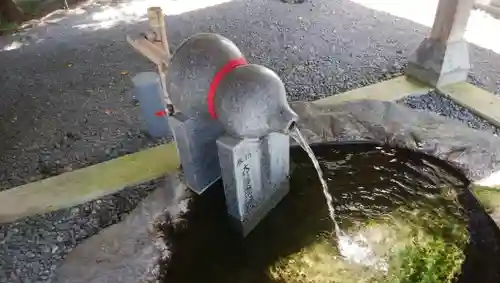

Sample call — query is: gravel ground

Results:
[400,90,500,136]
[1,129,168,189]
[0,179,161,283]
[0,0,498,187]
[0,0,500,282]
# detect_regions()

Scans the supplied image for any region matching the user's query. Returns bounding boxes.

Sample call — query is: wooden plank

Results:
[313,76,431,105]
[0,143,180,223]
[439,82,500,127]
[126,35,168,66]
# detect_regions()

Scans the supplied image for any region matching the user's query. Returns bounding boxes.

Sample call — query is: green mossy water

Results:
[269,199,468,283]
[161,143,500,283]
[386,210,466,283]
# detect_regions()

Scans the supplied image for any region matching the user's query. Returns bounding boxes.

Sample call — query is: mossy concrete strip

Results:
[313,76,431,105]
[439,82,500,127]
[438,82,500,227]
[0,143,180,224]
[471,185,500,228]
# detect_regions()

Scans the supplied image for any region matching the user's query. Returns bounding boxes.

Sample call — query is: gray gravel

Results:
[400,90,500,136]
[0,179,160,283]
[1,0,497,188]
[0,0,500,282]
[1,129,168,190]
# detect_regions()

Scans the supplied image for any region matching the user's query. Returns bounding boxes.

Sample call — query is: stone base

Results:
[169,113,225,194]
[228,180,289,237]
[406,38,470,87]
[217,133,290,237]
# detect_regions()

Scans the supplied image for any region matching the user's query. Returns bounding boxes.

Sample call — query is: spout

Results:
[279,105,299,135]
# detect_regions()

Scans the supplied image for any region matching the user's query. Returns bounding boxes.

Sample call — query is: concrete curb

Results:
[474,3,500,18]
[0,143,180,224]
[314,75,431,105]
[439,82,500,128]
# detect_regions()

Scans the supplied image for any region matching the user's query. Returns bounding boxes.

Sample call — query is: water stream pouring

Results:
[290,128,384,269]
[166,33,299,236]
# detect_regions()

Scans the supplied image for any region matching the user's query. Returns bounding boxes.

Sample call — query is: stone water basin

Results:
[159,142,500,283]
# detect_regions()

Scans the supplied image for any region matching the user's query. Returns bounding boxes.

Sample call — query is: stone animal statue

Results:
[166,33,298,139]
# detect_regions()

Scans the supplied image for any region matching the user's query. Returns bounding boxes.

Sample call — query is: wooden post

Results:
[406,0,474,87]
[147,7,170,56]
[127,7,174,114]
[146,7,173,113]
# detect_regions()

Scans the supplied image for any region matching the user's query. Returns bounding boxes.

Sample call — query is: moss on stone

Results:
[268,236,386,283]
[268,204,468,283]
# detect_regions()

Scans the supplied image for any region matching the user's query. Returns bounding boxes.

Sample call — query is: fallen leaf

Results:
[120,71,129,75]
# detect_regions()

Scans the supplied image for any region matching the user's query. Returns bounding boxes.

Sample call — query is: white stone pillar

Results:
[406,0,475,87]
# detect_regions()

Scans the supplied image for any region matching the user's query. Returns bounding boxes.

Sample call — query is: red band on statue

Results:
[207,57,247,119]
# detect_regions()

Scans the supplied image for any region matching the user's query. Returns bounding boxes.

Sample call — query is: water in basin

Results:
[160,142,500,283]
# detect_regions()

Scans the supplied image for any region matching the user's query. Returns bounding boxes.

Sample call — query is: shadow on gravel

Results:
[0,0,499,190]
